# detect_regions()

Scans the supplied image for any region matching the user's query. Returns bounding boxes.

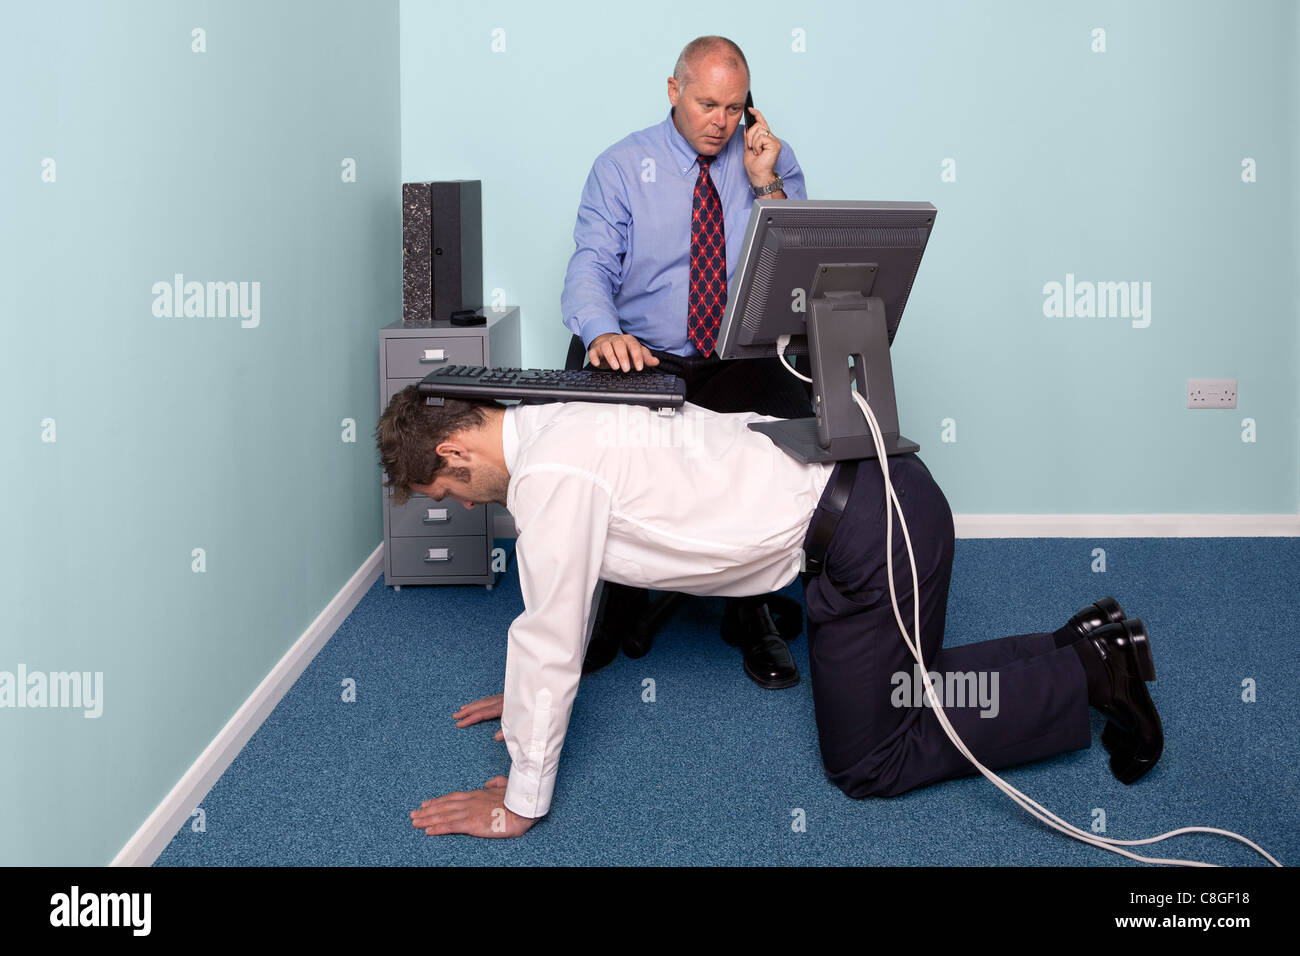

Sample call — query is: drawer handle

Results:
[423,508,450,524]
[424,547,453,563]
[419,348,447,363]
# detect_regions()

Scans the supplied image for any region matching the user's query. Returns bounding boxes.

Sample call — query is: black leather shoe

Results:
[1064,596,1127,643]
[722,600,799,690]
[1086,619,1162,784]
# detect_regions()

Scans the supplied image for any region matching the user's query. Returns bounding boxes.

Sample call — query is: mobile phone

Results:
[743,90,755,129]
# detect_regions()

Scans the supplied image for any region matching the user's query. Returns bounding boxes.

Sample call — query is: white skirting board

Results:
[111,511,1299,864]
[111,543,384,867]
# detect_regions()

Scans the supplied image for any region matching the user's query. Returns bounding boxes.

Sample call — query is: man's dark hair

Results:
[374,385,501,505]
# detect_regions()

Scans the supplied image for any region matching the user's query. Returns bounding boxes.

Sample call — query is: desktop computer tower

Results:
[402,180,483,324]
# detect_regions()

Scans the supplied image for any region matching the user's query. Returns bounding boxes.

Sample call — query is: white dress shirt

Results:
[497,401,834,818]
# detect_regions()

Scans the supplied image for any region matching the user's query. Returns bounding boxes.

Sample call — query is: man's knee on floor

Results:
[823,737,920,799]
[831,767,916,800]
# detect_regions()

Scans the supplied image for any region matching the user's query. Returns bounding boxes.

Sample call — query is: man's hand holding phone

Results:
[743,102,782,192]
[587,332,661,372]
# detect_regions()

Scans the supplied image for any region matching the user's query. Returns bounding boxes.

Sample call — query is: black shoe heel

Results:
[1090,619,1163,784]
[1065,596,1127,643]
[1130,624,1156,682]
[1094,596,1126,622]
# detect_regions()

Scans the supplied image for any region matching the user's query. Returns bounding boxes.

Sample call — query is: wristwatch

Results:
[751,176,784,197]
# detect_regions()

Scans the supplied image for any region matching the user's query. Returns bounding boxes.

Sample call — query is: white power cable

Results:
[774,335,1280,867]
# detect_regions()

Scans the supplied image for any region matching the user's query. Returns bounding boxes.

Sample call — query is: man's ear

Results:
[666,76,679,107]
[435,438,469,463]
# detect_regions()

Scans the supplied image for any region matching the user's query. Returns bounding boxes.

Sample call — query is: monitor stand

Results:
[748,274,919,464]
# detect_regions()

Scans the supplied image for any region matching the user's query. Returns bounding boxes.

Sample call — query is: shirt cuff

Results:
[503,760,556,819]
[578,316,625,350]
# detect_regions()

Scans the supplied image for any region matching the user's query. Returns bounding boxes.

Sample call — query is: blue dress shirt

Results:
[561,109,807,357]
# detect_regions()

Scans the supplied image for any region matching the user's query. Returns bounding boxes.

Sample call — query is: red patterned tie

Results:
[688,154,726,357]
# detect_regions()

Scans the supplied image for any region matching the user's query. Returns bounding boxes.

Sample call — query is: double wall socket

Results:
[1186,379,1237,408]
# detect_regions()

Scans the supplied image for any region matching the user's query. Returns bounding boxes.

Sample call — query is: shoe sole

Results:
[1099,623,1163,784]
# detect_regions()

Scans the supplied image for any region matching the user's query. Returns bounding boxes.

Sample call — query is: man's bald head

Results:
[672,36,749,90]
[666,36,752,156]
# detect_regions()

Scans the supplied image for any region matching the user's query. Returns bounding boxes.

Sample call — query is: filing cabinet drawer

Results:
[384,377,424,408]
[380,310,518,587]
[388,496,486,537]
[385,336,484,379]
[388,535,488,578]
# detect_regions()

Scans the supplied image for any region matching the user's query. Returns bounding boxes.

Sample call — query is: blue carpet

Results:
[156,538,1297,866]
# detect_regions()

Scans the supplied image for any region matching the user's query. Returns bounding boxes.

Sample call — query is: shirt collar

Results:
[665,108,737,176]
[502,404,520,475]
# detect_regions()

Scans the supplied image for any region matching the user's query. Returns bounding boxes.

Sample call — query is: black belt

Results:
[801,458,861,583]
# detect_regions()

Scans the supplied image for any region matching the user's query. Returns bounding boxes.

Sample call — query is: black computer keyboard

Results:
[418,365,687,409]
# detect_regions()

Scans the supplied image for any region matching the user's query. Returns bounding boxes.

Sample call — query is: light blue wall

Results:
[0,0,1293,869]
[400,0,1299,514]
[0,1,400,864]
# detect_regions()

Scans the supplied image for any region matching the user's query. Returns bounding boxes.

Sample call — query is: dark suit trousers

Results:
[801,453,1092,798]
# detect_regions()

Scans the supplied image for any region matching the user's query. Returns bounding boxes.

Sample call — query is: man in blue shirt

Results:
[560,36,814,688]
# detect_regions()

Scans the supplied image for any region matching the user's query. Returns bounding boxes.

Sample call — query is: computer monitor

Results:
[715,199,937,463]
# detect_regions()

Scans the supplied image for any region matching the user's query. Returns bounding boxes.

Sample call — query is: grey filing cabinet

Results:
[380,308,521,589]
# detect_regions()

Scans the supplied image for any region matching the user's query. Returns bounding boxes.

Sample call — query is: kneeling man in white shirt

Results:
[375,386,1160,839]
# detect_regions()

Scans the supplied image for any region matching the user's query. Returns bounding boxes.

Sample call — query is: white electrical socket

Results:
[1186,379,1237,408]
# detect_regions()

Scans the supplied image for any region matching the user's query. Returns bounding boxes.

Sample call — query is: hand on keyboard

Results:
[587,332,661,372]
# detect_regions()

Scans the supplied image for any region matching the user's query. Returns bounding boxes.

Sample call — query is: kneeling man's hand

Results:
[411,775,537,838]
[453,693,505,741]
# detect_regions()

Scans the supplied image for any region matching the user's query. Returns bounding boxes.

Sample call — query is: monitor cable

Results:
[775,334,1280,867]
